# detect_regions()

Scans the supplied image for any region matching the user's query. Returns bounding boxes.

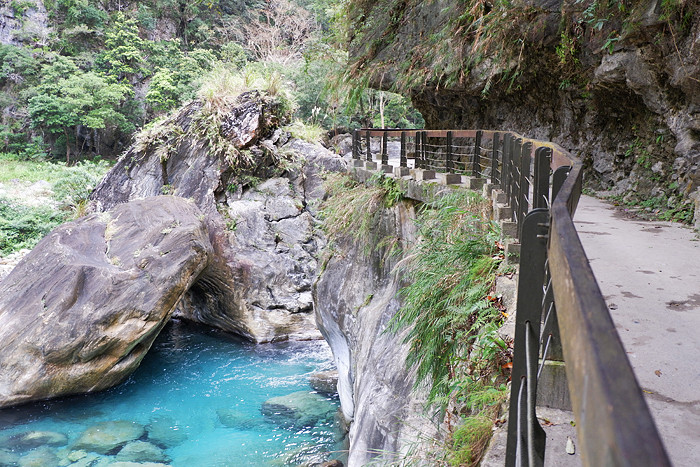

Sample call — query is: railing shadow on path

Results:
[350,129,672,467]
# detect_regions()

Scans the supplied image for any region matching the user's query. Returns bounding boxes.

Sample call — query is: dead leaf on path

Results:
[608,303,618,310]
[566,436,576,455]
[655,370,662,377]
[540,418,555,427]
[643,390,654,394]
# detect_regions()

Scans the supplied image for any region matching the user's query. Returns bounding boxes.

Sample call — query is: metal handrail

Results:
[350,128,671,467]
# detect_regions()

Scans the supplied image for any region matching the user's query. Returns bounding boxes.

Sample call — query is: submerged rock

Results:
[116,441,169,464]
[4,430,68,451]
[107,463,171,467]
[73,421,145,455]
[17,446,59,467]
[145,416,187,448]
[0,196,212,408]
[216,408,257,430]
[0,448,20,466]
[261,391,336,429]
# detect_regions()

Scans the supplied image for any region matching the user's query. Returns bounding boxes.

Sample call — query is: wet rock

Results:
[5,430,68,451]
[115,441,169,464]
[73,421,145,454]
[145,416,187,448]
[216,409,257,430]
[0,196,212,408]
[261,391,336,429]
[309,371,338,395]
[18,446,59,467]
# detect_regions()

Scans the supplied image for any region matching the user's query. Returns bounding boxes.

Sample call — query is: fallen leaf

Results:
[643,390,654,394]
[566,437,576,455]
[655,370,662,377]
[540,418,554,427]
[501,362,513,370]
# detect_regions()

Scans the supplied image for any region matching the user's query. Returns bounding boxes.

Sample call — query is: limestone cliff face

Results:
[314,201,438,466]
[348,0,700,220]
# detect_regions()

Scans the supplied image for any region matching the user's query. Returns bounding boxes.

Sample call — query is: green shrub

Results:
[0,198,66,256]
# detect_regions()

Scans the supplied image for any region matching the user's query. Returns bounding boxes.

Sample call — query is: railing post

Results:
[381,130,388,166]
[473,130,482,177]
[519,142,532,236]
[506,208,549,467]
[552,166,571,202]
[422,131,428,170]
[352,130,358,159]
[400,131,407,168]
[533,147,551,209]
[415,131,422,169]
[510,138,522,227]
[446,131,453,173]
[365,130,371,162]
[492,132,501,185]
[503,133,512,202]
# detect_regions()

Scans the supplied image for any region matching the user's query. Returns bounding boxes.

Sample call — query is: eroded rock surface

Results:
[314,201,438,466]
[91,92,346,343]
[0,196,212,408]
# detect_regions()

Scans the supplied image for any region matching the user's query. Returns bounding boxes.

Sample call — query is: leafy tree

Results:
[28,57,129,161]
[98,13,145,81]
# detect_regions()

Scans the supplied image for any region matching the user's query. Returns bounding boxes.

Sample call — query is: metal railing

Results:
[350,128,671,467]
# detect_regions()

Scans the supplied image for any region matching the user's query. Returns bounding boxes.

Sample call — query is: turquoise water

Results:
[0,320,343,466]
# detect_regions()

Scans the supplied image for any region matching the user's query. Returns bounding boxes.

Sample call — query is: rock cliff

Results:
[91,91,346,343]
[314,199,438,465]
[347,0,700,223]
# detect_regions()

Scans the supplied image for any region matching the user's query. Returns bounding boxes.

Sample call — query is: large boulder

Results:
[91,91,347,343]
[0,196,212,408]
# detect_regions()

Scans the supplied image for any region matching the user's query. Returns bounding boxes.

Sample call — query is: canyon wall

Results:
[347,0,700,224]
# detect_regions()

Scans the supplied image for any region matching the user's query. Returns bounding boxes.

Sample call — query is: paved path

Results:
[574,195,700,466]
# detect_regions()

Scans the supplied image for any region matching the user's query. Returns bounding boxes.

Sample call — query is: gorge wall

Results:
[314,195,438,466]
[346,0,700,224]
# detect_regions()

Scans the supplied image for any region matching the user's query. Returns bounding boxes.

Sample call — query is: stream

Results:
[0,320,343,466]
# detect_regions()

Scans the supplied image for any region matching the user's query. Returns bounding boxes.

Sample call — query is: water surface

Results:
[0,320,342,466]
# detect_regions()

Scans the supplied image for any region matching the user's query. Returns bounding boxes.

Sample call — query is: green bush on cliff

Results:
[320,172,405,252]
[387,191,510,465]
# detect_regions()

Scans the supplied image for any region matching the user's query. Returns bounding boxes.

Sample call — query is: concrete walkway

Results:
[574,195,700,467]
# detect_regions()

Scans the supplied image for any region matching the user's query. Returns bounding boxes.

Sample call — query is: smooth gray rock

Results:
[115,441,169,464]
[0,197,212,408]
[73,421,145,455]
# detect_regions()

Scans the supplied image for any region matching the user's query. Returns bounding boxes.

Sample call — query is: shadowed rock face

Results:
[91,91,346,343]
[0,196,212,408]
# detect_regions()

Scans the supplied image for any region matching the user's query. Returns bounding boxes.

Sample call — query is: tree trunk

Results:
[64,129,71,164]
